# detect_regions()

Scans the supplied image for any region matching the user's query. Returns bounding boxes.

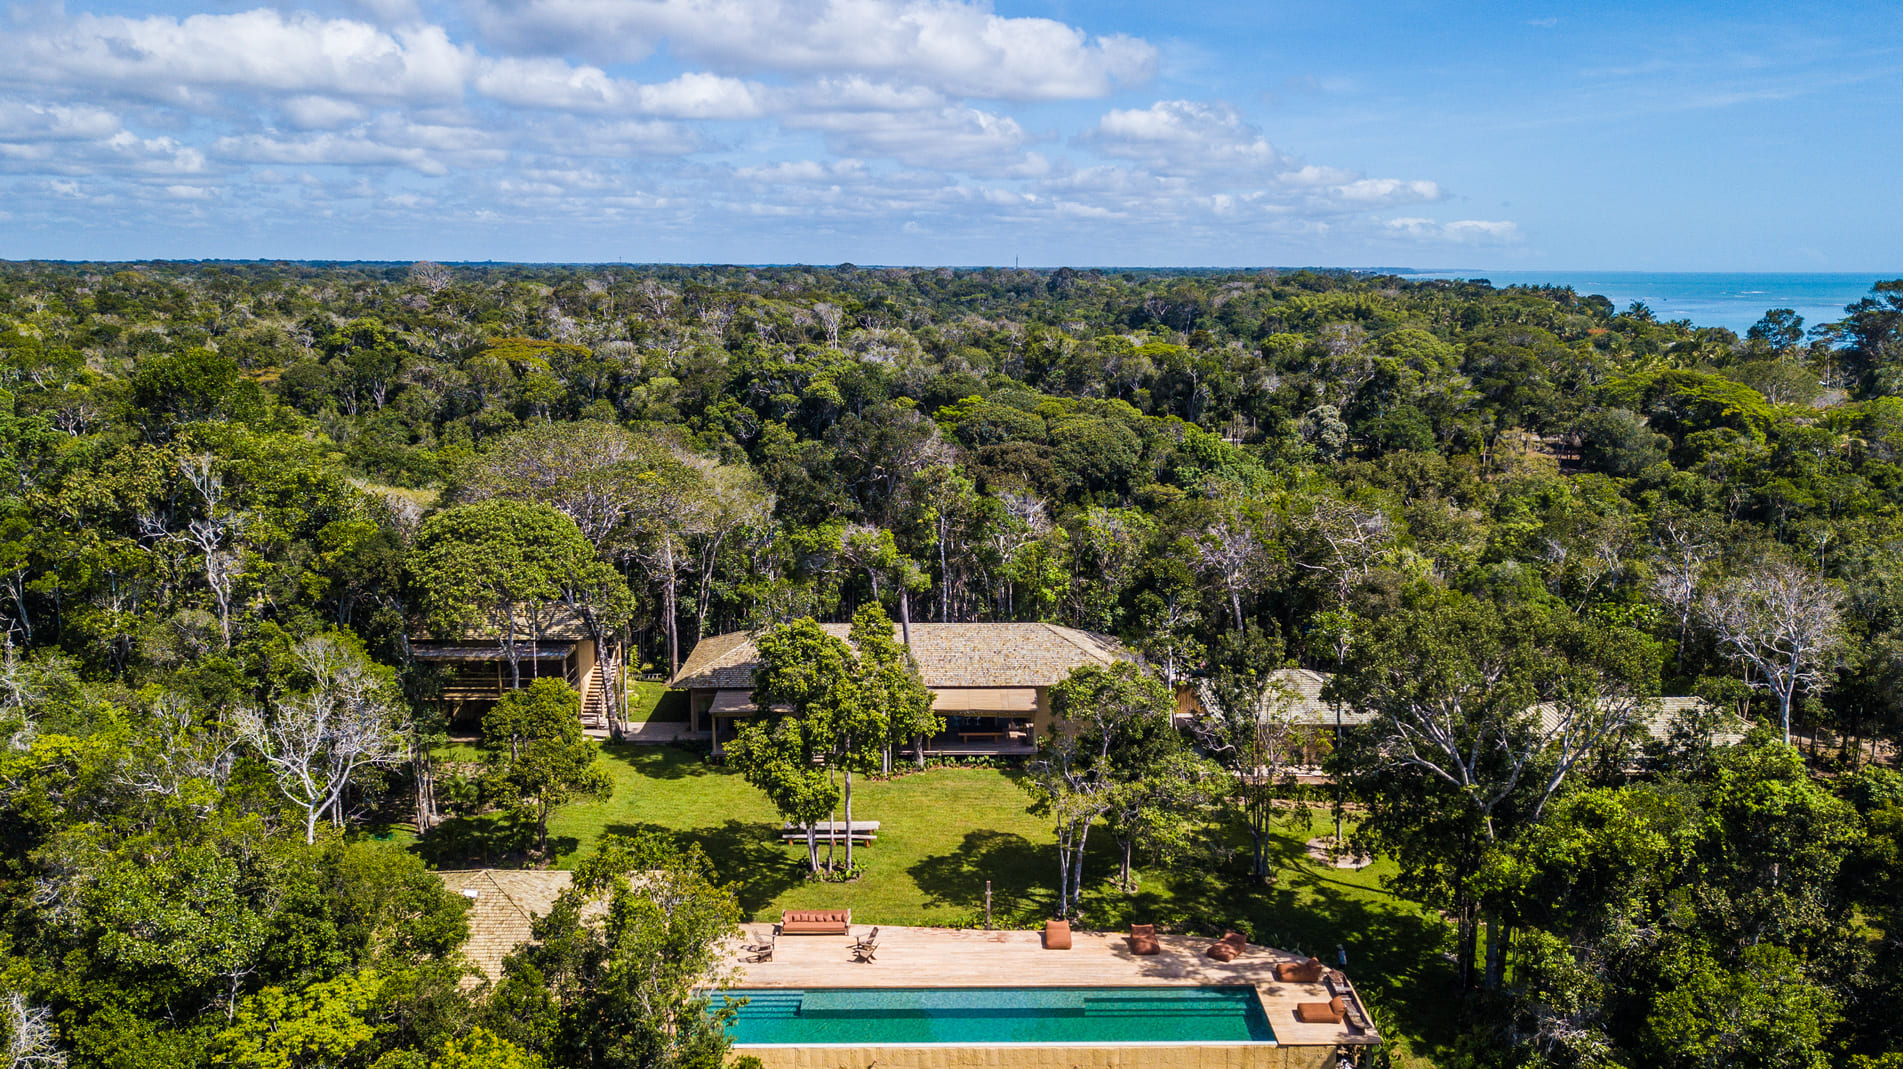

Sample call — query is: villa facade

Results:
[669,622,1128,754]
[411,606,620,728]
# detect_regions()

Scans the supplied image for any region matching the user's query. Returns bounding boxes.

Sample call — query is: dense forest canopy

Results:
[2,260,1903,1067]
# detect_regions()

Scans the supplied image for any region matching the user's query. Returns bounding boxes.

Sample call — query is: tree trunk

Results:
[1055,829,1072,918]
[1070,820,1092,917]
[412,744,437,832]
[1778,685,1794,747]
[663,542,681,677]
[1455,904,1479,993]
[844,770,855,870]
[1483,915,1506,990]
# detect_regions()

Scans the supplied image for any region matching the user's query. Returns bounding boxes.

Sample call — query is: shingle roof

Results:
[436,869,575,982]
[1534,695,1746,745]
[1190,671,1732,742]
[1190,669,1377,727]
[669,622,1128,690]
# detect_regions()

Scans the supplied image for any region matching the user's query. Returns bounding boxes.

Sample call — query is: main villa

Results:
[669,622,1126,754]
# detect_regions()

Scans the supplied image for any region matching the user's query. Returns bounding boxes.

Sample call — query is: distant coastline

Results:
[1396,270,1894,335]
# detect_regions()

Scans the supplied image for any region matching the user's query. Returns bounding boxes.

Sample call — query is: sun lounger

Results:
[780,909,851,935]
[1295,995,1346,1024]
[1127,923,1160,955]
[851,928,879,963]
[1043,919,1071,950]
[1274,956,1326,983]
[1206,930,1247,962]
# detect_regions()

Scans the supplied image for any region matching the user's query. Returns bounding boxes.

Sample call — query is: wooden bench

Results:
[781,821,878,845]
[781,831,875,845]
[780,909,851,935]
[957,731,1007,741]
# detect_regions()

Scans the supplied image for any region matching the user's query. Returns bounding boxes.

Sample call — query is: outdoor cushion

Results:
[1128,923,1160,955]
[1294,996,1346,1025]
[1043,919,1072,950]
[1206,931,1247,960]
[1275,956,1326,983]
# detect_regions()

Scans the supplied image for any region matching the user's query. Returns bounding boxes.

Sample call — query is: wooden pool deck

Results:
[722,924,1378,1050]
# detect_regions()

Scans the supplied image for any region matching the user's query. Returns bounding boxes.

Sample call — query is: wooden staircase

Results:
[581,658,616,729]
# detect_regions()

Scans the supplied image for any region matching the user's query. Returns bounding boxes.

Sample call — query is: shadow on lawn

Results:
[411,813,579,869]
[605,818,805,917]
[597,743,717,780]
[908,829,1055,925]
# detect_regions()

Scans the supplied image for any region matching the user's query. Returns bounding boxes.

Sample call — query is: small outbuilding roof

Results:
[670,622,1127,691]
[437,869,576,982]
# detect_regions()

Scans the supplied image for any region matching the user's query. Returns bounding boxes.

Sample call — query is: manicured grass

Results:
[413,743,1456,1066]
[625,679,686,723]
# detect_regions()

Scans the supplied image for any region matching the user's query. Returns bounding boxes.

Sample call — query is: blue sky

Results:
[2,0,1899,268]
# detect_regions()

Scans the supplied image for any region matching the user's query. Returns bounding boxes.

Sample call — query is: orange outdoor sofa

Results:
[781,909,851,935]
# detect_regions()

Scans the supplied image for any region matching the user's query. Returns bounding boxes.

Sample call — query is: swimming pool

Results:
[719,986,1277,1045]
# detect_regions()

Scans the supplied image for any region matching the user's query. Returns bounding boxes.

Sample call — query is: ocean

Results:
[1395,271,1895,336]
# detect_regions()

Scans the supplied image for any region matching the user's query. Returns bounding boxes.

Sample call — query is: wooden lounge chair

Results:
[851,930,879,963]
[1043,919,1072,950]
[1274,956,1326,983]
[1205,931,1248,962]
[780,909,851,935]
[1294,995,1346,1025]
[1127,923,1160,956]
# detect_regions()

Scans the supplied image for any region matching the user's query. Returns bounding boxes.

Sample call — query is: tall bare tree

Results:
[1194,503,1275,633]
[235,635,408,844]
[1699,560,1846,745]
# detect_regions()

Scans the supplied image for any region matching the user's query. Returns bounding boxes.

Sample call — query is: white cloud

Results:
[789,105,1034,172]
[0,100,123,142]
[474,60,764,118]
[1335,177,1441,203]
[1083,101,1282,172]
[467,0,1155,100]
[1386,217,1521,242]
[5,9,472,106]
[280,96,370,130]
[636,72,767,119]
[212,118,506,175]
[0,2,1508,259]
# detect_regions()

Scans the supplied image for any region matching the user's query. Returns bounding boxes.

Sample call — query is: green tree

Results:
[1642,945,1839,1069]
[1327,595,1659,991]
[1024,661,1176,917]
[500,834,741,1069]
[1192,627,1321,878]
[407,499,629,688]
[479,681,612,856]
[723,718,840,875]
[217,971,382,1069]
[848,604,939,773]
[745,617,885,870]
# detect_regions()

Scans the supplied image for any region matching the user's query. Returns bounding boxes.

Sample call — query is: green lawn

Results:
[411,743,1456,1065]
[624,679,682,723]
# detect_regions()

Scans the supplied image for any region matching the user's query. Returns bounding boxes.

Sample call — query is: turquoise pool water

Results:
[719,986,1276,1045]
